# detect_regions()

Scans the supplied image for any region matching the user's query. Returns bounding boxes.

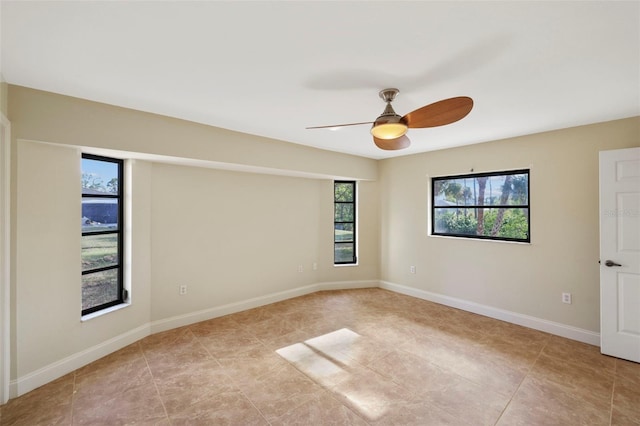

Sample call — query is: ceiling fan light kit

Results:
[308,88,473,151]
[370,121,408,140]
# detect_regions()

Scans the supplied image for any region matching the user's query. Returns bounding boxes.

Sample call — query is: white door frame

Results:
[0,113,10,404]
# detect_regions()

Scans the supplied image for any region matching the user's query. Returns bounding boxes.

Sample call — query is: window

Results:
[431,169,530,242]
[334,181,357,264]
[81,154,125,315]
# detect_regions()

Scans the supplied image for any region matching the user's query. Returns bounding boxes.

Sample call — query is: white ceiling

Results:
[1,1,639,160]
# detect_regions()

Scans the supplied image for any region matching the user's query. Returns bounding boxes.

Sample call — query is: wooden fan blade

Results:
[306,121,373,130]
[403,96,473,128]
[374,135,411,150]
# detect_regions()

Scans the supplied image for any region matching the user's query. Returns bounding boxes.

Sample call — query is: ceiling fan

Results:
[306,88,473,150]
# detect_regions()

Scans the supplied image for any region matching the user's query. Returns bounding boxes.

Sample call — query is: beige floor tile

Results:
[296,319,355,340]
[270,391,368,425]
[330,367,416,423]
[372,400,474,426]
[259,327,319,351]
[277,340,362,388]
[239,363,325,421]
[543,335,616,374]
[231,305,277,325]
[324,329,395,367]
[616,358,640,382]
[302,328,383,366]
[497,376,611,426]
[188,314,243,337]
[74,342,144,378]
[142,329,214,374]
[138,326,195,354]
[71,382,167,425]
[398,331,525,398]
[281,309,328,330]
[152,359,237,416]
[477,333,543,371]
[2,288,629,426]
[358,316,434,351]
[168,390,268,425]
[243,315,300,341]
[421,377,508,426]
[612,375,640,425]
[0,374,74,426]
[432,312,493,342]
[528,353,614,410]
[217,350,293,386]
[368,348,452,390]
[74,349,153,399]
[197,330,267,358]
[485,320,551,347]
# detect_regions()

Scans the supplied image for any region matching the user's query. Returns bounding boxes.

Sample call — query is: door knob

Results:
[605,260,622,267]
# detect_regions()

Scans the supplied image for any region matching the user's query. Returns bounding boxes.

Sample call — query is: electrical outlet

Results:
[313,262,318,271]
[298,265,304,273]
[410,265,416,274]
[179,285,187,295]
[562,292,572,304]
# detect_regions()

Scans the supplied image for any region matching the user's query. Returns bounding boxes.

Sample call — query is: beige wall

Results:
[8,85,377,181]
[379,117,639,333]
[0,78,7,117]
[151,164,315,320]
[149,165,379,323]
[15,142,153,379]
[7,85,379,392]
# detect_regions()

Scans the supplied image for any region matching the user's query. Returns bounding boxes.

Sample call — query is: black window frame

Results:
[81,154,125,316]
[334,180,357,265]
[431,169,530,243]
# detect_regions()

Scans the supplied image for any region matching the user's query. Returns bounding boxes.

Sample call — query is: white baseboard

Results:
[380,281,600,346]
[150,284,319,334]
[8,280,378,399]
[10,323,150,399]
[10,278,597,400]
[316,280,377,291]
[150,280,378,334]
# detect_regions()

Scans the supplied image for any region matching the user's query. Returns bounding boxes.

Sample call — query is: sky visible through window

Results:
[82,158,119,194]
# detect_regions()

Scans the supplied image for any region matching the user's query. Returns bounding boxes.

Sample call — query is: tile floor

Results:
[1,288,639,425]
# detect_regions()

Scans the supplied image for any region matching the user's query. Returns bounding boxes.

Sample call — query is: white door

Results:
[600,147,640,362]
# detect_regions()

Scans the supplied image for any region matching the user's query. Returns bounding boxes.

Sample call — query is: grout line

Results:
[609,361,617,426]
[69,370,77,424]
[187,324,274,426]
[492,335,551,425]
[237,386,273,426]
[139,341,172,425]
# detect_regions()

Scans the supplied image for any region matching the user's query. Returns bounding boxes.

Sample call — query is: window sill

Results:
[429,234,531,245]
[81,302,130,322]
[334,263,359,268]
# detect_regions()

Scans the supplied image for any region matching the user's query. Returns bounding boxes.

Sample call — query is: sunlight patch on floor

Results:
[276,328,389,421]
[304,328,361,365]
[276,342,348,386]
